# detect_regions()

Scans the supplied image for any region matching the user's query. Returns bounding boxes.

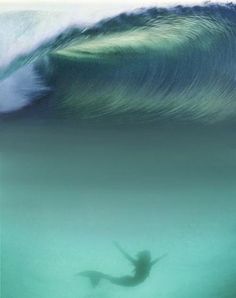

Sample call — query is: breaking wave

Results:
[1,4,236,122]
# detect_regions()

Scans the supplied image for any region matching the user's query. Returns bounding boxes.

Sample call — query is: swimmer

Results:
[78,242,167,287]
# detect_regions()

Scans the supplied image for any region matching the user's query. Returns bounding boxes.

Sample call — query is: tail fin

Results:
[77,271,104,288]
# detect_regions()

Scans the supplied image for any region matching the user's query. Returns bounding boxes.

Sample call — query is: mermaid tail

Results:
[78,270,106,287]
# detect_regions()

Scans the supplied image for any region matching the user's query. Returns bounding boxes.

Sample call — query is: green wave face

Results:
[44,8,236,123]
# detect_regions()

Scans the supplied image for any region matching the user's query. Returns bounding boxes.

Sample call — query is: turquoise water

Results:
[1,120,236,298]
[1,4,236,298]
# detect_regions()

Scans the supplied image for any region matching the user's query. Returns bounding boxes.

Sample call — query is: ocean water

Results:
[1,3,236,298]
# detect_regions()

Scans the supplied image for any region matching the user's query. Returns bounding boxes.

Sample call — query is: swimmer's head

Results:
[137,250,151,262]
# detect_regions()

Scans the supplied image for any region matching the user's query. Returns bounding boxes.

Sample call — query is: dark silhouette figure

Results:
[78,242,167,287]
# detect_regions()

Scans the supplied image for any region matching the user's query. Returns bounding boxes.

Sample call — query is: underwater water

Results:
[1,3,236,298]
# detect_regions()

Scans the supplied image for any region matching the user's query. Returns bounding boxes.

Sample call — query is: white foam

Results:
[0,11,88,68]
[0,64,46,113]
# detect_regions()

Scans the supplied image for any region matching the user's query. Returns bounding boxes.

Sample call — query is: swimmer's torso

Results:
[107,260,152,287]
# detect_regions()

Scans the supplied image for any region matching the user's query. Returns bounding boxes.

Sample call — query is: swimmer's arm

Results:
[113,242,136,264]
[151,253,168,266]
